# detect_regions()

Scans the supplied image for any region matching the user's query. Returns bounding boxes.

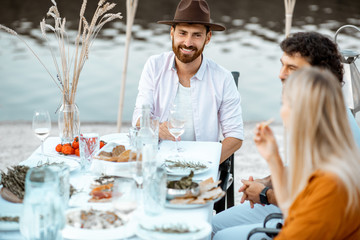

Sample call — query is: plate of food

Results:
[165,177,225,209]
[164,159,210,176]
[62,207,136,240]
[91,142,137,176]
[69,175,124,207]
[22,155,80,173]
[166,171,200,200]
[44,157,80,172]
[136,217,211,240]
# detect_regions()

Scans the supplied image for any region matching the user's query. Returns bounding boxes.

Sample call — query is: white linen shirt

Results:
[132,51,244,142]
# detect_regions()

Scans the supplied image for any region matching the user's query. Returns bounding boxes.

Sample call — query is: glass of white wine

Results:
[167,104,186,160]
[32,109,51,164]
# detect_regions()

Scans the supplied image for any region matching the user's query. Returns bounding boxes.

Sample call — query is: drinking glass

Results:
[128,128,146,190]
[167,104,186,160]
[79,133,99,172]
[129,144,143,188]
[20,167,64,240]
[112,178,138,215]
[49,165,70,209]
[150,116,160,142]
[32,110,51,164]
[128,127,139,149]
[143,167,167,216]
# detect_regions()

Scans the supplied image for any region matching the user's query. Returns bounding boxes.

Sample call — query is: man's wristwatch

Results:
[259,186,270,205]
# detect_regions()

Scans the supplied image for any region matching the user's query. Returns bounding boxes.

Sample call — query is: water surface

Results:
[1,0,360,123]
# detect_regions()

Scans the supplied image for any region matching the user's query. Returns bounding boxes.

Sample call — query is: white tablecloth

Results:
[0,134,222,240]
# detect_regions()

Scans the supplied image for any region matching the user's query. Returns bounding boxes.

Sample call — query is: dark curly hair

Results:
[280,32,344,84]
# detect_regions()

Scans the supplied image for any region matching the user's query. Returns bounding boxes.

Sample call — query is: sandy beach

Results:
[0,121,284,204]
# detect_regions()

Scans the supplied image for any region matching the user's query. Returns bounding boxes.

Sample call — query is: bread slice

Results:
[0,187,22,203]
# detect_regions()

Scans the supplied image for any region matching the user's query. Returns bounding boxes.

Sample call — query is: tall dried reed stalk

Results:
[0,0,122,141]
[284,0,296,38]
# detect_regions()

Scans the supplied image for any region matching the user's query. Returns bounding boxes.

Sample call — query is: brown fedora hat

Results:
[157,0,226,31]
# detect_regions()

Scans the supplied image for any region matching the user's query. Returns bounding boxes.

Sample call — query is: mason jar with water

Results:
[20,167,65,240]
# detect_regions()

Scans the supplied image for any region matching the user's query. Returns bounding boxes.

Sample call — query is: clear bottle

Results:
[138,104,158,179]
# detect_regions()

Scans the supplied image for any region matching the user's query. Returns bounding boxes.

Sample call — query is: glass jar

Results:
[58,103,80,143]
[20,167,65,240]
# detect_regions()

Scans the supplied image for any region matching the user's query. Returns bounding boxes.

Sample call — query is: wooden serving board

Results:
[0,187,22,203]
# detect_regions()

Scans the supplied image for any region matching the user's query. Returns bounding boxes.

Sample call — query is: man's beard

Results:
[172,38,206,64]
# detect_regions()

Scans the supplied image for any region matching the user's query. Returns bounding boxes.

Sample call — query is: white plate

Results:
[21,155,80,172]
[136,218,212,240]
[165,196,221,209]
[0,214,19,231]
[62,208,136,240]
[165,161,210,176]
[100,133,129,144]
[91,142,133,176]
[165,200,212,209]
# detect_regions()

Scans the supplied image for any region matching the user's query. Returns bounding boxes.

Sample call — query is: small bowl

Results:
[166,182,200,200]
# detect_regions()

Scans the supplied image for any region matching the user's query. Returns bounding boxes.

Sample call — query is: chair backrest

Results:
[214,71,240,213]
[232,71,240,87]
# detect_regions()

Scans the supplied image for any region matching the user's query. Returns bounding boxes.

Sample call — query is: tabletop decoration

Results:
[0,165,29,202]
[0,0,122,143]
[0,164,76,204]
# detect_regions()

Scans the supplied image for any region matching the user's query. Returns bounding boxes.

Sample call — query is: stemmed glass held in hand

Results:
[32,109,51,163]
[167,104,186,160]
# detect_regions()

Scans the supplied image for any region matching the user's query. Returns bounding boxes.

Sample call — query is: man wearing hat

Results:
[132,0,244,163]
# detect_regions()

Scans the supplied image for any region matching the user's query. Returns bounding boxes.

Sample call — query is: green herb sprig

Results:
[165,159,207,170]
[141,223,200,234]
[0,216,19,223]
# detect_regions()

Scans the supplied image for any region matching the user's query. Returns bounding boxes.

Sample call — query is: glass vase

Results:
[58,103,80,144]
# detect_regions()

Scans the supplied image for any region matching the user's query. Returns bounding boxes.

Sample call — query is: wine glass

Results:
[112,178,138,216]
[32,109,51,164]
[167,104,186,160]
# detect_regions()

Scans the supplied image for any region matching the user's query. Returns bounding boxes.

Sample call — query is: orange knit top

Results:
[275,170,360,240]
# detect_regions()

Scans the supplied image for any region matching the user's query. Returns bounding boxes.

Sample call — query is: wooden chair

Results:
[214,71,239,213]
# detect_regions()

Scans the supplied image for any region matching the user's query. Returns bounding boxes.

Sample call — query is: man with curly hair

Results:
[279,32,344,84]
[212,32,360,240]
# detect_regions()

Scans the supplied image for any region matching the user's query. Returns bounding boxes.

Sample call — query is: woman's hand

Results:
[253,124,280,164]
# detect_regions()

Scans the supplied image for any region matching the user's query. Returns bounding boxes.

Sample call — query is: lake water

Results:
[1,0,360,123]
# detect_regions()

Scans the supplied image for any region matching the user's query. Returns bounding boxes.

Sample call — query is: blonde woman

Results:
[254,67,360,239]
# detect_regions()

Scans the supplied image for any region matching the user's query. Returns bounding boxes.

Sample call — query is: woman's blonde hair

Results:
[283,67,360,212]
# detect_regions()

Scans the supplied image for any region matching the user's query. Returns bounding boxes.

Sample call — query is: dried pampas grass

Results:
[0,0,122,106]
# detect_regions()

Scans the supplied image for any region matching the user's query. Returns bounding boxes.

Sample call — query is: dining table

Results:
[0,133,222,240]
